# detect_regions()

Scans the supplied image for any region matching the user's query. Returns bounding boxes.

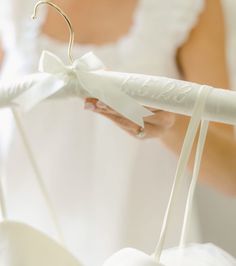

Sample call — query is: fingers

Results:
[89,99,175,129]
[84,98,174,139]
[94,110,163,139]
[144,111,176,129]
[85,98,118,115]
[84,98,98,111]
[97,112,139,137]
[85,98,160,115]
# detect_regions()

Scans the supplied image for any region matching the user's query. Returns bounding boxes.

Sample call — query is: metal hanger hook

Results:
[32,1,75,64]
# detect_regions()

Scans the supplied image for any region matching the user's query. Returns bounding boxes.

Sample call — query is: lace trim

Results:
[136,0,205,50]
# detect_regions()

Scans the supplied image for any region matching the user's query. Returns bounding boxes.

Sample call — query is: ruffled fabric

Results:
[161,243,236,266]
[121,0,205,78]
[143,0,204,46]
[0,0,205,78]
[171,0,205,50]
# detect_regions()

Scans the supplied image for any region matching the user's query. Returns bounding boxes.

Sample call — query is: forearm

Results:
[161,115,236,195]
[0,42,4,67]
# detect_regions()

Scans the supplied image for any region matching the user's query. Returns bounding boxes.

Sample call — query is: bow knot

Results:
[14,50,152,126]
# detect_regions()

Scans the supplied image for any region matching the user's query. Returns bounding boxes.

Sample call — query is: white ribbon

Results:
[13,51,153,127]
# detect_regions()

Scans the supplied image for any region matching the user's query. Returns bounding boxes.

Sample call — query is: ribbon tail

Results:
[77,72,153,127]
[93,86,153,127]
[13,75,66,111]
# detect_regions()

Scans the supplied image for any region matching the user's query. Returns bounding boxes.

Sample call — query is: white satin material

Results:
[14,51,152,127]
[0,221,82,266]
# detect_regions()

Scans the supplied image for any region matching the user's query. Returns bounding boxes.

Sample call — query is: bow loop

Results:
[14,50,152,126]
[39,51,66,74]
[73,52,105,72]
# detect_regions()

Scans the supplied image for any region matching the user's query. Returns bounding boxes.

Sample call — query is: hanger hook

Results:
[32,1,75,64]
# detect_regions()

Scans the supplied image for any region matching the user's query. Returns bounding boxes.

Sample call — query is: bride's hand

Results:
[84,98,176,139]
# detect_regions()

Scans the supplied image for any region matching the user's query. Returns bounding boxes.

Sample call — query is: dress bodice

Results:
[0,0,204,78]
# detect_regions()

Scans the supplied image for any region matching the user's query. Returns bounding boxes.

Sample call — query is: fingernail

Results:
[84,102,96,111]
[96,101,107,109]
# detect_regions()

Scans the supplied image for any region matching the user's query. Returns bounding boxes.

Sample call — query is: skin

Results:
[0,0,235,195]
[41,0,138,45]
[0,43,3,66]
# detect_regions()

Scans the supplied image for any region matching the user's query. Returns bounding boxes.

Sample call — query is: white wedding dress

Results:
[0,0,207,265]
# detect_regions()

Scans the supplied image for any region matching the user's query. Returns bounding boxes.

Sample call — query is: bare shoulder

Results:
[178,0,228,88]
[178,0,233,134]
[184,0,225,51]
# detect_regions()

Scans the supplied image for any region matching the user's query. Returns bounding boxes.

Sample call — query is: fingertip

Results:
[84,101,96,111]
[85,98,98,104]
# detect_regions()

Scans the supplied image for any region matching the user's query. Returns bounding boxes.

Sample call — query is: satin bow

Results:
[14,51,152,126]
